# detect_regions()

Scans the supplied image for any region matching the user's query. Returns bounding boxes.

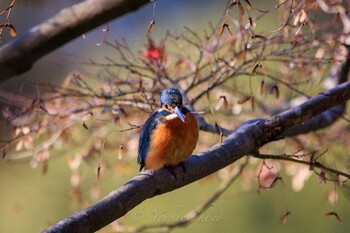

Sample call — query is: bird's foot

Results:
[164,165,177,178]
[163,162,187,180]
[177,161,187,173]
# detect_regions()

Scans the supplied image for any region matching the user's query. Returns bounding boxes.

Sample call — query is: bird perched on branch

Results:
[138,87,199,171]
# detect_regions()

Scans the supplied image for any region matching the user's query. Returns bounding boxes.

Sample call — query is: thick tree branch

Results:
[44,80,350,232]
[0,0,150,82]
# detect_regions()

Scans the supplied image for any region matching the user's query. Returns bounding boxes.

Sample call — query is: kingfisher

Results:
[138,87,199,171]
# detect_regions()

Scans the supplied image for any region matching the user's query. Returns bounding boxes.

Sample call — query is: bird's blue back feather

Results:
[138,109,168,171]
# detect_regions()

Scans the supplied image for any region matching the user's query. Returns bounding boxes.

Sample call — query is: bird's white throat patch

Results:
[165,113,179,121]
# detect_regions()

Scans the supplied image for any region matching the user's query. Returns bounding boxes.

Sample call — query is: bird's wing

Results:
[138,110,166,171]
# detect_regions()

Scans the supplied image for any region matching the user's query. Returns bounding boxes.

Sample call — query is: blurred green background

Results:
[0,1,349,232]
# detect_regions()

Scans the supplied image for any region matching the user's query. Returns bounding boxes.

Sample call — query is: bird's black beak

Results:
[174,106,186,123]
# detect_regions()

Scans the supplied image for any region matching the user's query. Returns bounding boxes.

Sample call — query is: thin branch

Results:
[252,153,350,179]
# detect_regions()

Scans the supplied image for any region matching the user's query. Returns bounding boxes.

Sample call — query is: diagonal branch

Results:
[43,78,350,232]
[0,0,150,82]
[133,162,247,232]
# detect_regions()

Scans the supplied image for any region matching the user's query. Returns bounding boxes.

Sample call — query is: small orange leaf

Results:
[218,23,229,37]
[9,24,17,37]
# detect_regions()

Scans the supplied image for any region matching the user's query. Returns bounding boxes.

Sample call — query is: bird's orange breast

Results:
[145,112,199,170]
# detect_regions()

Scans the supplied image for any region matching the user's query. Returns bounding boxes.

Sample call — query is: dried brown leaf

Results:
[323,212,342,223]
[9,24,17,37]
[206,90,210,100]
[238,1,245,16]
[148,20,155,34]
[254,34,267,41]
[214,122,221,135]
[270,84,279,99]
[279,211,291,224]
[244,0,252,11]
[228,1,237,9]
[237,95,251,104]
[223,97,229,110]
[218,25,225,37]
[249,17,256,28]
[334,212,342,223]
[118,144,123,160]
[251,95,255,111]
[82,121,89,130]
[97,164,103,181]
[218,23,229,37]
[219,96,229,110]
[260,80,265,95]
[252,63,261,76]
[334,13,341,23]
